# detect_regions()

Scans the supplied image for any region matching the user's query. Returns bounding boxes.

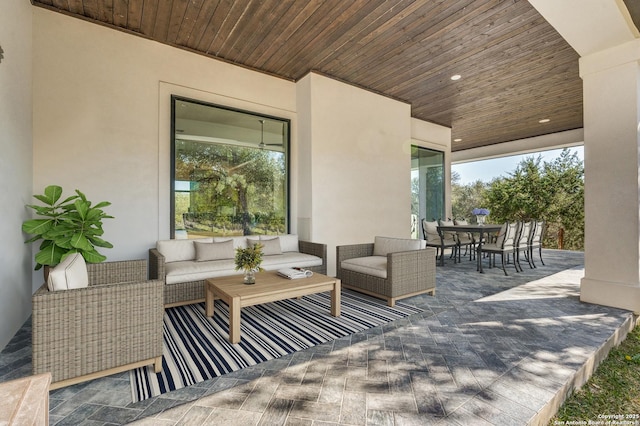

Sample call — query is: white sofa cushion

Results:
[261,252,321,270]
[164,252,322,284]
[157,238,213,262]
[194,240,235,262]
[47,253,89,291]
[373,236,421,256]
[165,259,237,284]
[341,256,387,279]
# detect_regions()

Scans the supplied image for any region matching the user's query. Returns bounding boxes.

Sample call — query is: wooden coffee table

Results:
[205,271,341,344]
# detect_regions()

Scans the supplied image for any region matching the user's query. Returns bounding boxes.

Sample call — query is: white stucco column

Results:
[528,1,640,311]
[579,40,640,312]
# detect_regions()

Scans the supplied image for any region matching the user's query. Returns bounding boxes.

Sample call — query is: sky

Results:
[452,146,584,185]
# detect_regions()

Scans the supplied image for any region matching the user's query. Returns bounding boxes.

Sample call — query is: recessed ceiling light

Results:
[453,138,462,142]
[450,74,461,81]
[539,118,550,123]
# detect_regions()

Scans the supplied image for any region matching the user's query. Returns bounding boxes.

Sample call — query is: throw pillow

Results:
[194,240,235,262]
[156,238,213,262]
[263,234,299,252]
[47,252,89,291]
[245,236,260,247]
[213,236,247,250]
[260,237,282,256]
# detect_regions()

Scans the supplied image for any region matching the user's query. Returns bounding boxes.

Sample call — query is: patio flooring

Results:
[0,249,635,425]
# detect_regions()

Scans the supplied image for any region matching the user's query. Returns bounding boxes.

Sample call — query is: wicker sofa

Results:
[150,235,327,307]
[32,259,164,390]
[336,236,436,306]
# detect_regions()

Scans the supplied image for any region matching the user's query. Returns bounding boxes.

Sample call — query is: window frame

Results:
[170,95,291,238]
[411,145,445,235]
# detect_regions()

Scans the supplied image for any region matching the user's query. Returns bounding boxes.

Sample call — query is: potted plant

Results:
[472,208,490,225]
[22,185,114,277]
[234,243,263,284]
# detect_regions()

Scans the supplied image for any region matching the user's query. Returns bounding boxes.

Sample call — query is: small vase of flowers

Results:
[472,208,490,225]
[235,243,264,284]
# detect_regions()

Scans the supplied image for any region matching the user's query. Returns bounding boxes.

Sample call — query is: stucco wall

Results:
[0,0,33,349]
[30,8,451,294]
[298,73,414,275]
[32,8,296,289]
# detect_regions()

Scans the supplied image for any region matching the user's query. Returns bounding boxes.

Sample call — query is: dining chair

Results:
[480,221,519,276]
[453,218,475,261]
[422,219,458,265]
[514,221,533,271]
[528,220,546,267]
[438,218,462,262]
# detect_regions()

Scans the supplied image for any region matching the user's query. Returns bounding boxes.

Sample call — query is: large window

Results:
[411,146,444,239]
[171,97,289,238]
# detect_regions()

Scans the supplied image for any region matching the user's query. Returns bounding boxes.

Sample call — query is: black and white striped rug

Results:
[130,290,422,402]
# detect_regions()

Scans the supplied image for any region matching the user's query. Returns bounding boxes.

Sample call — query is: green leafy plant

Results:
[22,185,114,270]
[234,243,264,272]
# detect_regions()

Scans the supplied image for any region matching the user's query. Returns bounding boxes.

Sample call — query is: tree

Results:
[175,141,285,235]
[543,149,584,250]
[451,173,488,220]
[477,149,584,250]
[483,156,548,223]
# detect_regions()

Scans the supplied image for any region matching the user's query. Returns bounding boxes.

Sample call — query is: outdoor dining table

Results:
[436,223,503,273]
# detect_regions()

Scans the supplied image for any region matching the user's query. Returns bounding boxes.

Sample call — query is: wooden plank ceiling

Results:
[32,0,592,152]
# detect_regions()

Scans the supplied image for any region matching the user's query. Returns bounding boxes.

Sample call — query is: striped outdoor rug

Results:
[130,290,422,402]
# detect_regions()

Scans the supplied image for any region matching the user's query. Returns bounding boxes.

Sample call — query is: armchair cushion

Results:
[47,253,88,291]
[341,255,388,279]
[373,236,421,256]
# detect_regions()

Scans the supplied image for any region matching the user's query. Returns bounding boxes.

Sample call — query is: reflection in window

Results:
[172,97,289,238]
[411,146,444,239]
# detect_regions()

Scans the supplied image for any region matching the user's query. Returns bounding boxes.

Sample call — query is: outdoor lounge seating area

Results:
[5,2,640,425]
[150,234,327,307]
[2,249,636,425]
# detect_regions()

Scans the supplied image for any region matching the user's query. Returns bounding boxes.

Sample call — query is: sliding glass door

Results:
[411,146,444,239]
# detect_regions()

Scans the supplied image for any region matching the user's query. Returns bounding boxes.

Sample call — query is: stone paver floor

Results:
[0,249,633,425]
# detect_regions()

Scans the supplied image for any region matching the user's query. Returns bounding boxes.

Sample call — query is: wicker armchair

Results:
[336,240,436,307]
[32,260,164,390]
